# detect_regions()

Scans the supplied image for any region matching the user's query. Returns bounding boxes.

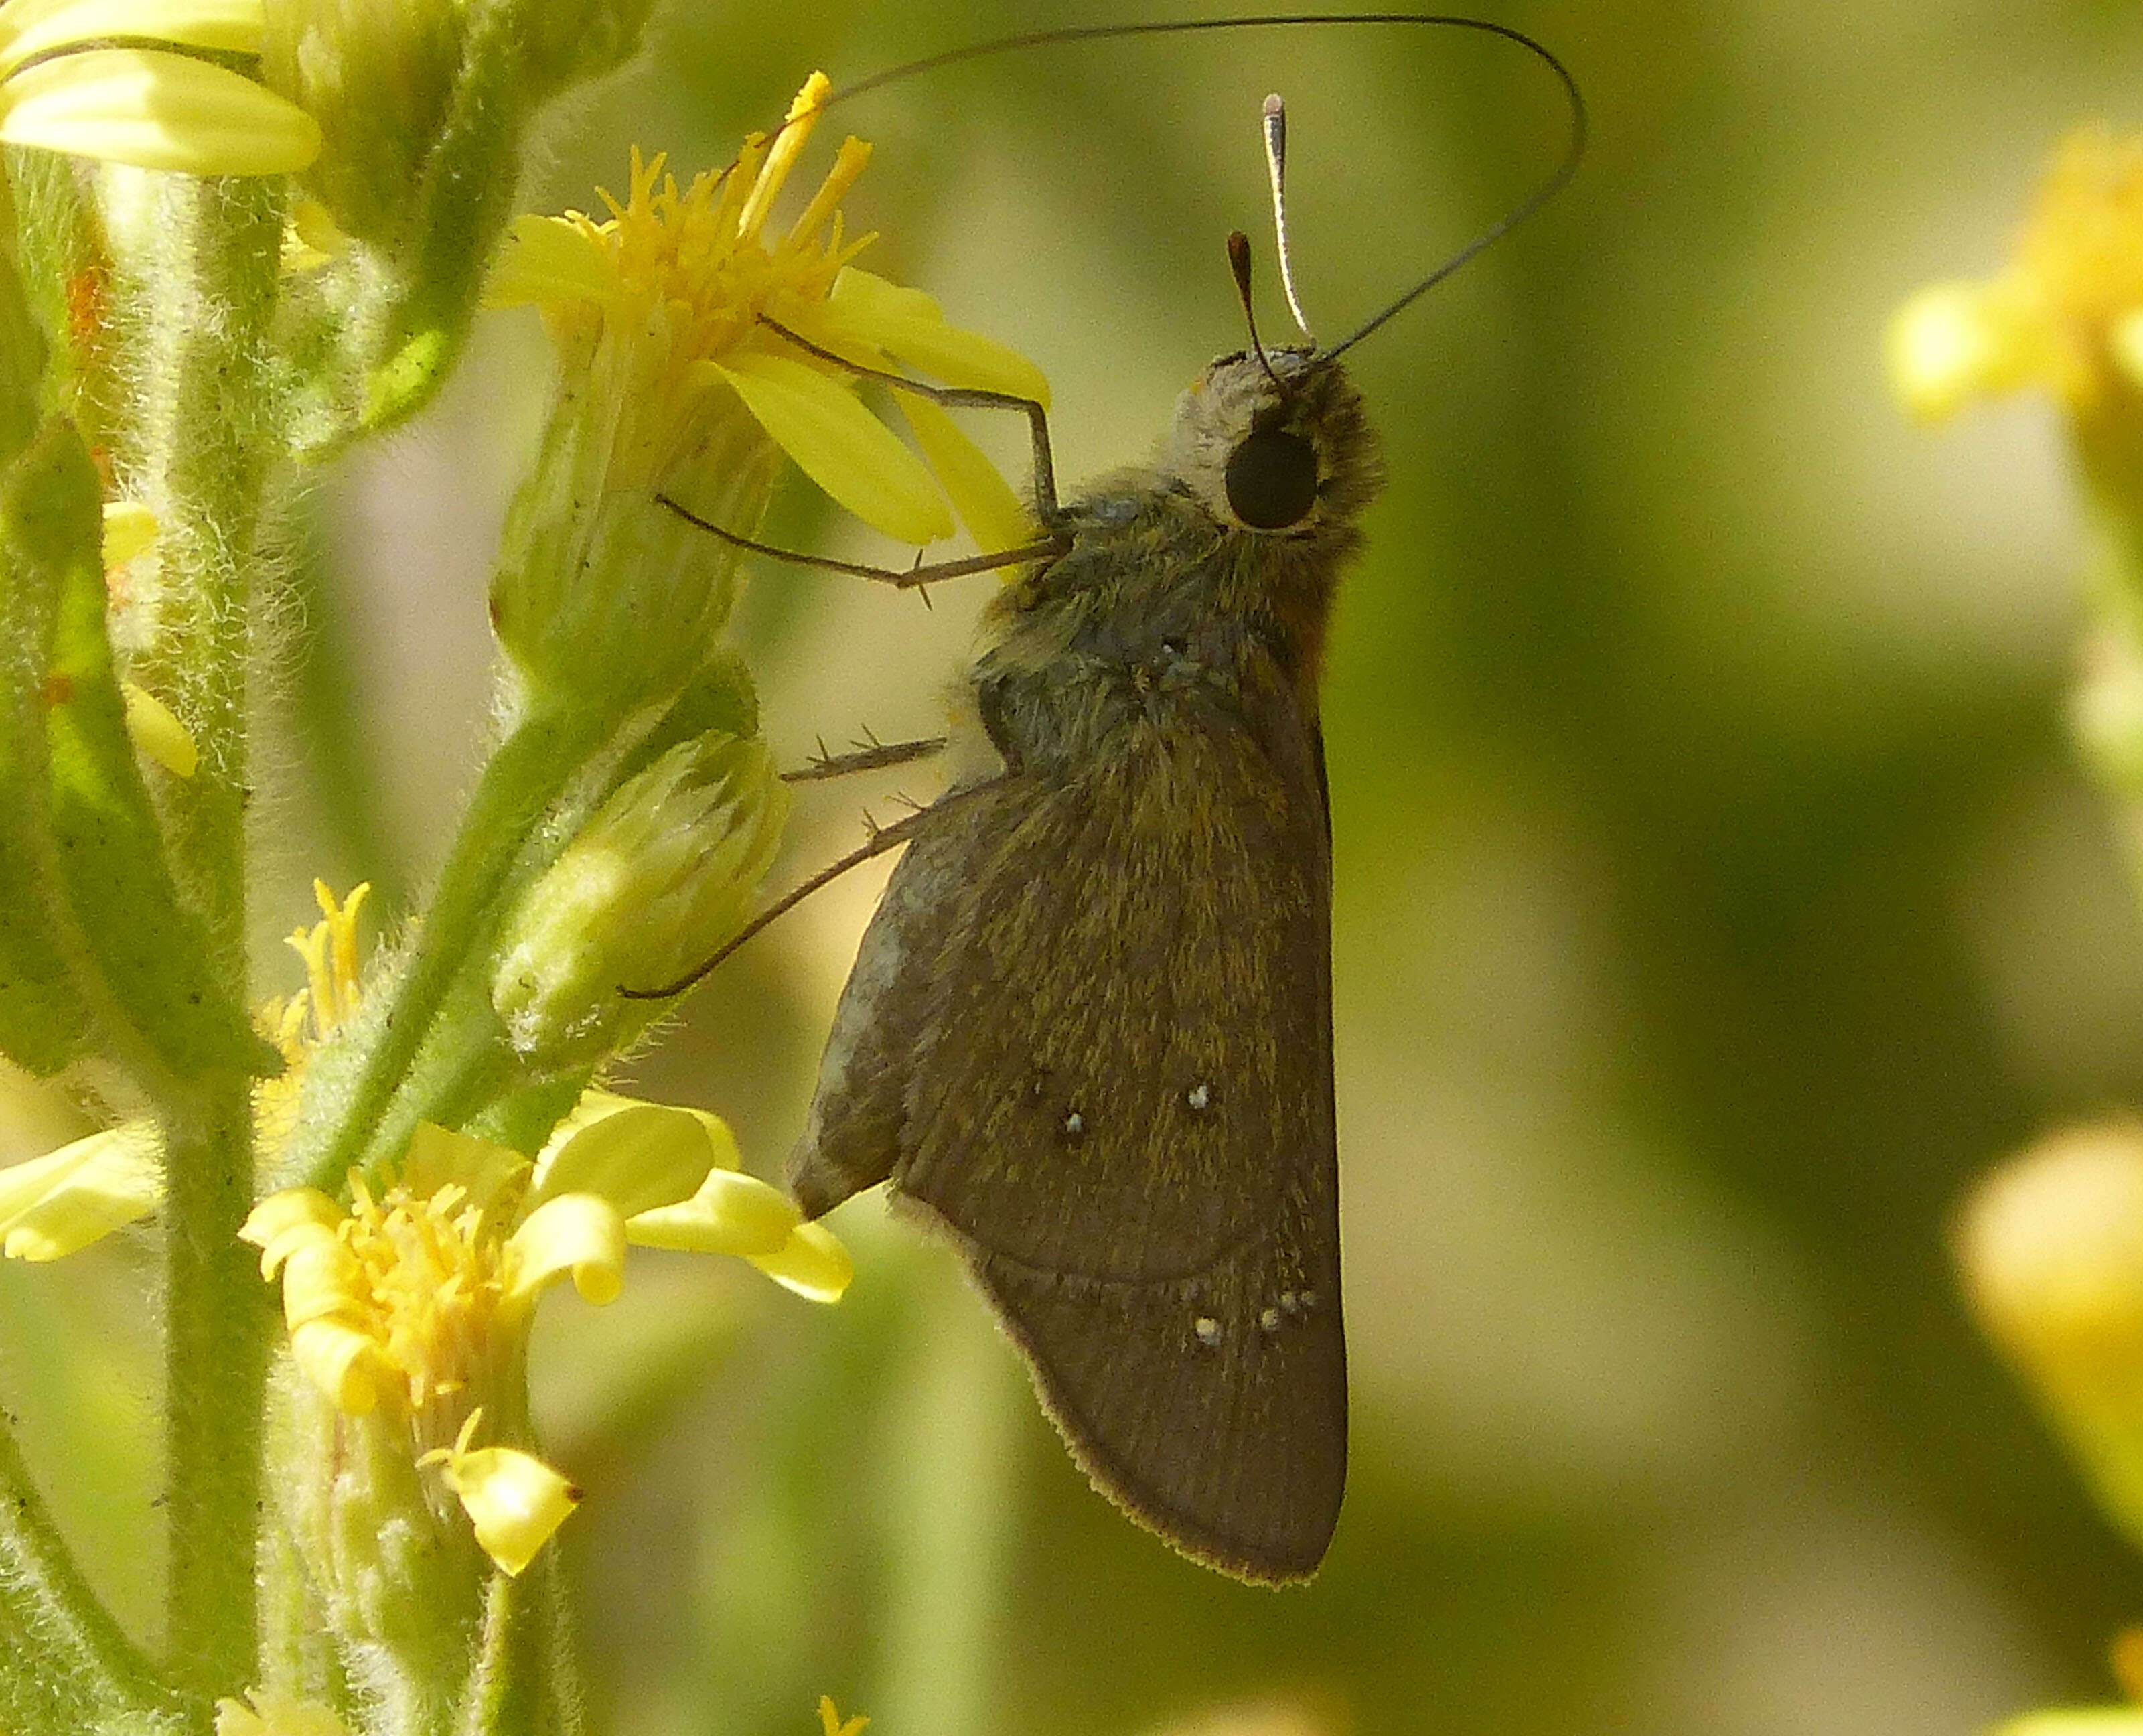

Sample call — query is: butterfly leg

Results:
[784,736,947,782]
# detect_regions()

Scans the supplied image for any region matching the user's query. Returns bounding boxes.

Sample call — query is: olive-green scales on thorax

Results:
[966,348,1383,780]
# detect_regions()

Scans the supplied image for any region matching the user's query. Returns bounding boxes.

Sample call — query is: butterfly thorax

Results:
[969,350,1383,778]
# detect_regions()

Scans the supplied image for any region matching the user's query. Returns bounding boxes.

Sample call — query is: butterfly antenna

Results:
[1316,20,1584,361]
[1262,94,1315,343]
[1227,231,1286,393]
[808,15,1585,365]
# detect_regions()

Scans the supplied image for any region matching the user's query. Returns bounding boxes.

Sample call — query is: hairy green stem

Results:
[116,171,287,1707]
[0,1409,177,1735]
[454,1563,579,1736]
[161,1088,273,1715]
[279,702,605,1192]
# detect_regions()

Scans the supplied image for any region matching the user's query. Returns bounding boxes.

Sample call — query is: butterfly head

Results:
[1161,347,1384,544]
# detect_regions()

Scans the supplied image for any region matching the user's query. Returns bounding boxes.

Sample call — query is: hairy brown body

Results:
[791,347,1382,1581]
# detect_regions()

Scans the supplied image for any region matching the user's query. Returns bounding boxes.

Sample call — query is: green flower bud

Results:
[492,732,788,1070]
[266,0,654,445]
[486,339,775,708]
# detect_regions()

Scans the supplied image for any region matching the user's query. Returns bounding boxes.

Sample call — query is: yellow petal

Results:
[0,0,264,75]
[709,351,954,545]
[275,1229,366,1329]
[438,1443,581,1576]
[238,1187,342,1274]
[0,1123,161,1260]
[782,134,872,251]
[100,498,156,567]
[483,213,619,311]
[504,1191,627,1305]
[827,267,1051,407]
[746,1219,853,1303]
[289,1317,384,1413]
[401,1122,530,1221]
[281,198,346,273]
[817,1696,869,1736]
[893,389,1037,563]
[0,48,321,175]
[122,680,197,778]
[625,1165,799,1257]
[1991,1715,2143,1735]
[531,1090,736,1218]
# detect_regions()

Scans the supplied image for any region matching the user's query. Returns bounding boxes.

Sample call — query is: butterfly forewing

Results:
[796,644,1343,1579]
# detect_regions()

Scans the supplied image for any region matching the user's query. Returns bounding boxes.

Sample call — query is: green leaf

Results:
[25,421,275,1078]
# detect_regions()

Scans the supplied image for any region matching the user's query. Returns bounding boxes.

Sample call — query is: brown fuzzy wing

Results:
[893,676,1343,1583]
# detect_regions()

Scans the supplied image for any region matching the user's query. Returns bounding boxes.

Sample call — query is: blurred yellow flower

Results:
[0,0,319,173]
[1890,128,2143,422]
[486,72,1045,553]
[1955,1119,2143,1552]
[0,1120,158,1260]
[0,880,367,1264]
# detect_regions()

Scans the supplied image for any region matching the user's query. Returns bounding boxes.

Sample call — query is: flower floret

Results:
[421,1410,581,1577]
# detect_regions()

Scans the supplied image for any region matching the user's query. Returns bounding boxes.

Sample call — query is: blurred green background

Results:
[11,2,2143,1732]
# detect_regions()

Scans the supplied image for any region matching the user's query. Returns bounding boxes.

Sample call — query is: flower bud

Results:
[492,733,788,1068]
[266,1358,488,1690]
[486,342,776,708]
[1957,1120,2143,1550]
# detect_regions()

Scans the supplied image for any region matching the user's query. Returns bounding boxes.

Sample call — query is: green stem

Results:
[161,1086,272,1712]
[115,172,286,1707]
[0,1408,177,1734]
[278,702,605,1192]
[454,1562,579,1736]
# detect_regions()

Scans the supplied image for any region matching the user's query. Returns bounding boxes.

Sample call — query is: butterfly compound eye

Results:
[1224,427,1319,529]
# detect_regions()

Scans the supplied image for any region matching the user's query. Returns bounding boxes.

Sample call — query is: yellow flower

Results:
[0,880,365,1264]
[486,73,1046,553]
[0,0,320,173]
[1890,128,2143,422]
[241,1100,849,1571]
[254,879,370,1155]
